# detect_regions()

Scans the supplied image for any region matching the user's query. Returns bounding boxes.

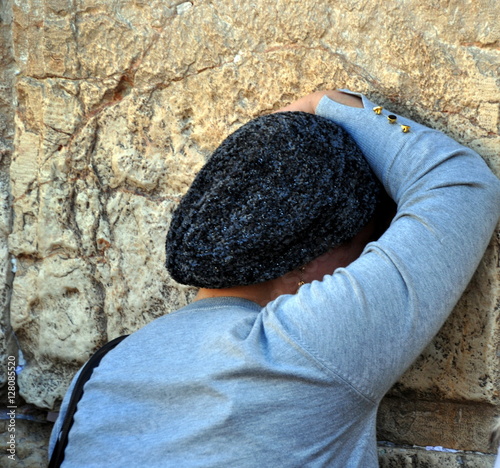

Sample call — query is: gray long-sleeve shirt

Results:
[50,92,500,467]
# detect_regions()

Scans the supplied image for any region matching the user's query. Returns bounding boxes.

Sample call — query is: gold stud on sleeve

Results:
[387,114,397,124]
[401,125,411,133]
[373,106,383,115]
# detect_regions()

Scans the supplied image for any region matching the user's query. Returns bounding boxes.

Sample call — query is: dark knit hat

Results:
[166,111,381,288]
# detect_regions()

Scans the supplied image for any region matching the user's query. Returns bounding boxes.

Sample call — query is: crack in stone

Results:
[460,41,500,51]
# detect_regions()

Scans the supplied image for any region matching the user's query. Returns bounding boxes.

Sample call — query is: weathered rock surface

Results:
[1,416,52,468]
[378,445,497,468]
[378,398,498,453]
[0,0,16,397]
[1,0,499,464]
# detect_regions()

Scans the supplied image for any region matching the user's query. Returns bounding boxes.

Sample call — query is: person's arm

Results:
[268,90,500,401]
[274,90,363,113]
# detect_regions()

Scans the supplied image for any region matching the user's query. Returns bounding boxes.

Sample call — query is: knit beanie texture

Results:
[166,111,381,288]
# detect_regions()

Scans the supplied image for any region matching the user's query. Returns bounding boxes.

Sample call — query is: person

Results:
[49,89,500,467]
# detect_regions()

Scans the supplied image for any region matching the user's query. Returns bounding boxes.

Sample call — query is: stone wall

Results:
[1,0,499,466]
[0,0,15,402]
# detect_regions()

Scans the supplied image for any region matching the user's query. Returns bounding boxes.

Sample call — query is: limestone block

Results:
[5,0,500,460]
[378,397,498,453]
[9,128,39,200]
[13,0,79,78]
[378,445,496,468]
[93,191,192,336]
[0,0,15,395]
[11,257,104,408]
[1,417,52,468]
[0,182,13,392]
[9,79,201,407]
[0,0,15,144]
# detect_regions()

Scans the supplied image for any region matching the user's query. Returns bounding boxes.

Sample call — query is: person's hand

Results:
[274,90,363,114]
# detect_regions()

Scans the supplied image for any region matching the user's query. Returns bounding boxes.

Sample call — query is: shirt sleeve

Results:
[267,91,500,402]
[48,369,80,457]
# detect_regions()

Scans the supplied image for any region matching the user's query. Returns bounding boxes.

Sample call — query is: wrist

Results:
[311,90,363,112]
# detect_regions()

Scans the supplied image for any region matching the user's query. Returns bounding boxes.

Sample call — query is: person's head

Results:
[166,111,385,291]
